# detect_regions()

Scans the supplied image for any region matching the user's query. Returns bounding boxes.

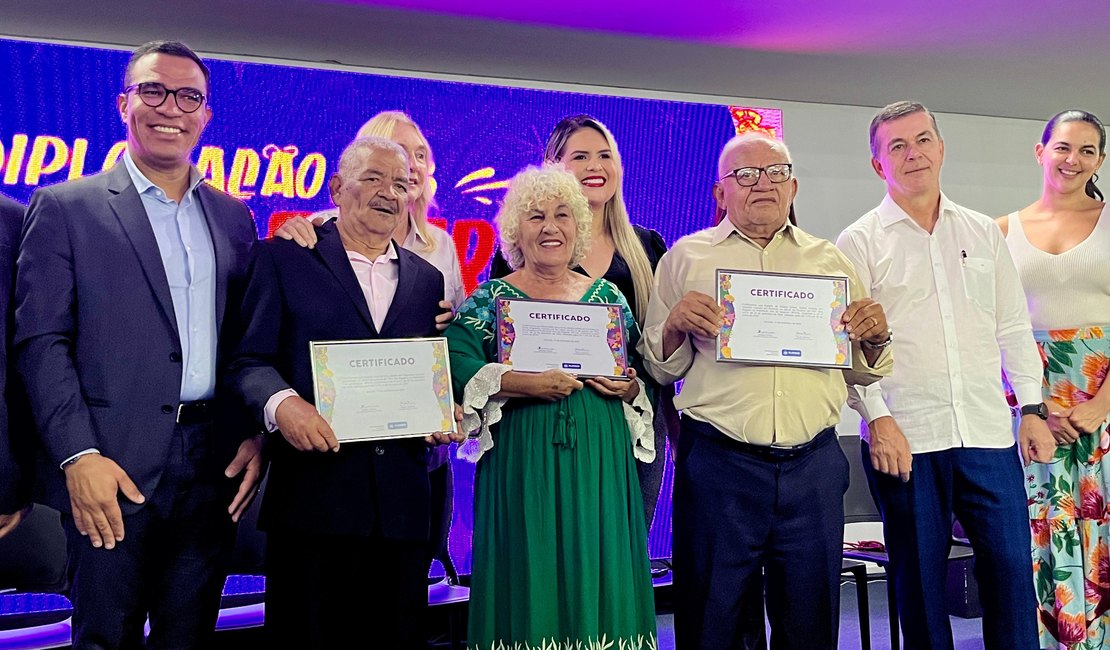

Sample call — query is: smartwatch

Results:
[1019,403,1048,420]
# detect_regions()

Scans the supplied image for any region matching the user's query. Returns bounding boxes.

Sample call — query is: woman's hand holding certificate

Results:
[585,367,642,403]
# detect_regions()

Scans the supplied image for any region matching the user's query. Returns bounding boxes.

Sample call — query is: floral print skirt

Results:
[1027,327,1110,649]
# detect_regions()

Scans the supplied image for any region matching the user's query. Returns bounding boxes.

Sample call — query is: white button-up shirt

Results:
[836,193,1042,454]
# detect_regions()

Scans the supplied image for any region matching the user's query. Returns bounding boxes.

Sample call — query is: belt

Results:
[177,400,216,425]
[688,418,835,462]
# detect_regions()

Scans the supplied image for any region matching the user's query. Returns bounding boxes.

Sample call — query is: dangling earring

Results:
[1094,173,1101,184]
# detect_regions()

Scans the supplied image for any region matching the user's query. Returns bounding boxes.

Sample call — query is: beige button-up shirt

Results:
[640,218,892,446]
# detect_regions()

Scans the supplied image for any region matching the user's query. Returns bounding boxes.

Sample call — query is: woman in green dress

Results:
[446,165,657,649]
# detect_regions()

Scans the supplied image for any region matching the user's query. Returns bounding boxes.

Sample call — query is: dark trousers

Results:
[266,530,427,649]
[426,460,453,573]
[673,418,848,650]
[64,423,236,650]
[638,386,679,528]
[864,443,1037,650]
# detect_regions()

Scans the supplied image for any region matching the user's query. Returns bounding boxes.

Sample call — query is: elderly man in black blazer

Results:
[228,135,462,648]
[15,41,264,648]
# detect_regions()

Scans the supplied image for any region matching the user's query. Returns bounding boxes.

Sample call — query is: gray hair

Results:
[717,133,793,179]
[869,101,942,156]
[498,164,592,271]
[337,136,408,181]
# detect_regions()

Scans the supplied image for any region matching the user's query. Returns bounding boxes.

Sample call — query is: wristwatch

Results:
[862,329,894,350]
[1019,403,1049,420]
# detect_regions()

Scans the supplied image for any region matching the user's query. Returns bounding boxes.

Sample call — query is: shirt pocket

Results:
[961,256,995,312]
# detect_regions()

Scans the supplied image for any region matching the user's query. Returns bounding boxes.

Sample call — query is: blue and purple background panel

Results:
[0,37,782,577]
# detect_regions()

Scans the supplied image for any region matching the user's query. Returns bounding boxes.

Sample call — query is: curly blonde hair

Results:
[498,165,592,271]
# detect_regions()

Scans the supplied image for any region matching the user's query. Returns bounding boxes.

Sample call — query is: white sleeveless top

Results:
[1005,206,1110,330]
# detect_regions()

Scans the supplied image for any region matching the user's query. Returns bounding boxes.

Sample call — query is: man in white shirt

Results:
[836,101,1055,650]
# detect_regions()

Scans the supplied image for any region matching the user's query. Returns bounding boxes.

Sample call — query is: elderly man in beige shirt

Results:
[641,133,893,650]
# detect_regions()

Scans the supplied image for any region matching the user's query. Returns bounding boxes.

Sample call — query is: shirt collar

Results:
[122,150,205,199]
[347,240,400,264]
[876,192,959,227]
[710,215,797,246]
[403,212,429,247]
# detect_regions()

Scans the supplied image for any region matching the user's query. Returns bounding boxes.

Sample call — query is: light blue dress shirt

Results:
[123,152,218,401]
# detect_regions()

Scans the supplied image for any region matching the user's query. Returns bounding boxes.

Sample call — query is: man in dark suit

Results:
[14,41,264,648]
[0,192,31,540]
[228,136,462,648]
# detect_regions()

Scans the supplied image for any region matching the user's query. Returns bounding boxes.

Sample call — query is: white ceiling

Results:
[2,0,1109,122]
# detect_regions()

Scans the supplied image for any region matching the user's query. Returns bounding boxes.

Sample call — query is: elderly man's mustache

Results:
[369,200,398,214]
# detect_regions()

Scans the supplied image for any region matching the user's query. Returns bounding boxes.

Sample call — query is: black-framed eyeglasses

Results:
[123,82,207,113]
[720,163,793,187]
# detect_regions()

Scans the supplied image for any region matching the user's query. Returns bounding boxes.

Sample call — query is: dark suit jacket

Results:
[0,193,32,516]
[227,221,443,541]
[14,163,257,514]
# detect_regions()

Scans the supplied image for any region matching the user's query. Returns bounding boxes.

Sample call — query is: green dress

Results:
[446,278,658,650]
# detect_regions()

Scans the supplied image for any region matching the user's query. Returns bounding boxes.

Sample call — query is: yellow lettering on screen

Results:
[261,149,295,198]
[68,139,89,180]
[197,146,226,190]
[24,136,69,185]
[101,142,127,170]
[295,153,326,199]
[229,148,261,199]
[3,134,28,185]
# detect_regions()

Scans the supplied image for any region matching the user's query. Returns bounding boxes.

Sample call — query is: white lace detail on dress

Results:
[623,378,655,463]
[456,363,512,462]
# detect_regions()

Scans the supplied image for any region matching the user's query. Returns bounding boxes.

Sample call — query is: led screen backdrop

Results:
[0,37,782,573]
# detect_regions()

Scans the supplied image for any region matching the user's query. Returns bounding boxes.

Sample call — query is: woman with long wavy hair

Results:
[491,115,674,527]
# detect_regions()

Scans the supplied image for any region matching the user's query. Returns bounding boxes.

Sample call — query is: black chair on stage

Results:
[840,432,886,650]
[0,505,67,597]
[0,503,72,649]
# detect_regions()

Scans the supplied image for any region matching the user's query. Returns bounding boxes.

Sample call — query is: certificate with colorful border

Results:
[495,298,629,380]
[716,269,851,369]
[309,337,455,442]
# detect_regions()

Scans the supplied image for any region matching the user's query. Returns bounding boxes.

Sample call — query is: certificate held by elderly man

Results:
[495,297,630,380]
[309,337,456,442]
[716,269,852,369]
